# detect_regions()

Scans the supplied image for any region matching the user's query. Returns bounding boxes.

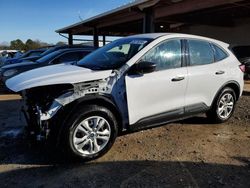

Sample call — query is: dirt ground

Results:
[0,82,249,188]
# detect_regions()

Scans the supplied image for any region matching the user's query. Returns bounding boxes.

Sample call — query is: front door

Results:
[125,39,188,125]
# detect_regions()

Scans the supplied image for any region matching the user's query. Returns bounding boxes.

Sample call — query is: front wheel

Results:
[207,87,236,123]
[61,105,118,161]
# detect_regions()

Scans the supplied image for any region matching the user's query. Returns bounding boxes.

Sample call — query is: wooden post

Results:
[103,35,106,46]
[68,34,73,45]
[93,27,99,48]
[143,8,155,33]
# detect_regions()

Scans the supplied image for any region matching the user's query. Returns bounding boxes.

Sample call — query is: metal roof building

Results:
[56,0,250,47]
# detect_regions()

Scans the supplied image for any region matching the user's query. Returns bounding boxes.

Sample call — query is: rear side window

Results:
[78,51,91,59]
[212,44,228,62]
[52,52,79,64]
[187,40,214,66]
[28,51,42,57]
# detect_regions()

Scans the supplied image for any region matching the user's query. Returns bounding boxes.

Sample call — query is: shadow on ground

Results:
[0,159,249,187]
[0,124,249,188]
[243,91,250,96]
[0,88,250,187]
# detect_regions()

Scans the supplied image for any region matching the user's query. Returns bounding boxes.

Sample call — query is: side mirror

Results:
[129,61,156,75]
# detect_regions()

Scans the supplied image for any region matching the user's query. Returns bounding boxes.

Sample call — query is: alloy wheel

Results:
[72,116,111,155]
[217,93,234,120]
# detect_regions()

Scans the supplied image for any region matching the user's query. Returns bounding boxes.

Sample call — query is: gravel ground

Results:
[0,83,249,188]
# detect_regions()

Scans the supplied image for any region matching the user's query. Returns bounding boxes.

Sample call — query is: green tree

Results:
[25,39,41,51]
[10,39,25,50]
[56,41,66,46]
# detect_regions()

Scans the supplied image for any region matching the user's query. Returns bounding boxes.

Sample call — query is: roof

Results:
[126,33,169,39]
[127,33,229,47]
[56,0,164,36]
[56,0,249,37]
[56,0,150,33]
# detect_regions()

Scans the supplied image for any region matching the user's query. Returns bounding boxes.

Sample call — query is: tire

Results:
[206,87,236,123]
[61,105,118,161]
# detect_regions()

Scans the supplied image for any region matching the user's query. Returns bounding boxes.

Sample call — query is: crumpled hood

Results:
[6,64,112,92]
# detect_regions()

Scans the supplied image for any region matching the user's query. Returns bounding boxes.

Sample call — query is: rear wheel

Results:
[207,87,236,123]
[61,105,118,161]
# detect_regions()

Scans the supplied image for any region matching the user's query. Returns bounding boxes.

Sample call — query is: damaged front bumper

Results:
[20,78,114,141]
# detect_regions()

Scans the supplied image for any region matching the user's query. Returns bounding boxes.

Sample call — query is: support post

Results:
[93,27,99,48]
[68,34,73,45]
[103,35,106,46]
[143,8,155,33]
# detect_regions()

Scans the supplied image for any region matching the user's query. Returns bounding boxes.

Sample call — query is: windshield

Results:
[77,37,152,70]
[36,50,61,63]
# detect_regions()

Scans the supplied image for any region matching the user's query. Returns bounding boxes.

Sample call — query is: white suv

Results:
[6,33,244,161]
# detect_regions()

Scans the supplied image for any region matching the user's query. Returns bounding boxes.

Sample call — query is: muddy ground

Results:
[0,83,249,188]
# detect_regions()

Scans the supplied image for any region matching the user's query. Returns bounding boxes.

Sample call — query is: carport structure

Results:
[56,0,250,47]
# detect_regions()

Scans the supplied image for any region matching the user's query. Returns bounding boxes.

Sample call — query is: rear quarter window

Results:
[212,44,228,62]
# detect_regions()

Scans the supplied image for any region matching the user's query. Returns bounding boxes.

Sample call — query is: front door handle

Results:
[215,71,225,75]
[171,76,185,82]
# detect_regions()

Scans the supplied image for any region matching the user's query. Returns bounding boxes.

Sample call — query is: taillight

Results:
[239,64,245,73]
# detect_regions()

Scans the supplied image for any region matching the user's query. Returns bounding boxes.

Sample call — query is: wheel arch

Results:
[212,81,241,106]
[52,94,123,146]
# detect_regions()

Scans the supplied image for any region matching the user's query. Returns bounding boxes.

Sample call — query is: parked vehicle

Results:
[240,58,250,79]
[0,50,21,57]
[6,33,244,161]
[0,50,22,66]
[3,49,46,65]
[231,45,250,79]
[4,45,95,65]
[0,48,94,83]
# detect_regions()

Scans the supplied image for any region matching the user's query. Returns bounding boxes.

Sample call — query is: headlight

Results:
[3,69,18,77]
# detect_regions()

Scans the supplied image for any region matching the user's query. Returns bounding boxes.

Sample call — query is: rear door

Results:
[125,39,188,125]
[185,39,229,109]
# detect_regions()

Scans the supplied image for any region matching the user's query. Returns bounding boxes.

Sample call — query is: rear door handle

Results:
[171,76,185,82]
[215,71,225,75]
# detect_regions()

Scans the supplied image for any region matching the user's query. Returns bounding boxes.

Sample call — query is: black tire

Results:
[60,104,118,161]
[206,87,236,123]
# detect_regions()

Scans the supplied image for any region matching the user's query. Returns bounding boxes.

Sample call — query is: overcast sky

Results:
[0,0,131,44]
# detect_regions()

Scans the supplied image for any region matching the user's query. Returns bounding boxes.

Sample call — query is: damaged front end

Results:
[21,84,74,141]
[21,74,128,141]
[6,64,129,141]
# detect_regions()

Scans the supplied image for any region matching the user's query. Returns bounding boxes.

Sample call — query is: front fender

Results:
[52,94,123,146]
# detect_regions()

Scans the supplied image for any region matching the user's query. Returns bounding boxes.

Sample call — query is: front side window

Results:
[188,40,214,66]
[140,39,182,71]
[77,38,152,70]
[78,51,91,59]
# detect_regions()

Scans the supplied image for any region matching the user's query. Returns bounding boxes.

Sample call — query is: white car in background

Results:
[6,33,244,161]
